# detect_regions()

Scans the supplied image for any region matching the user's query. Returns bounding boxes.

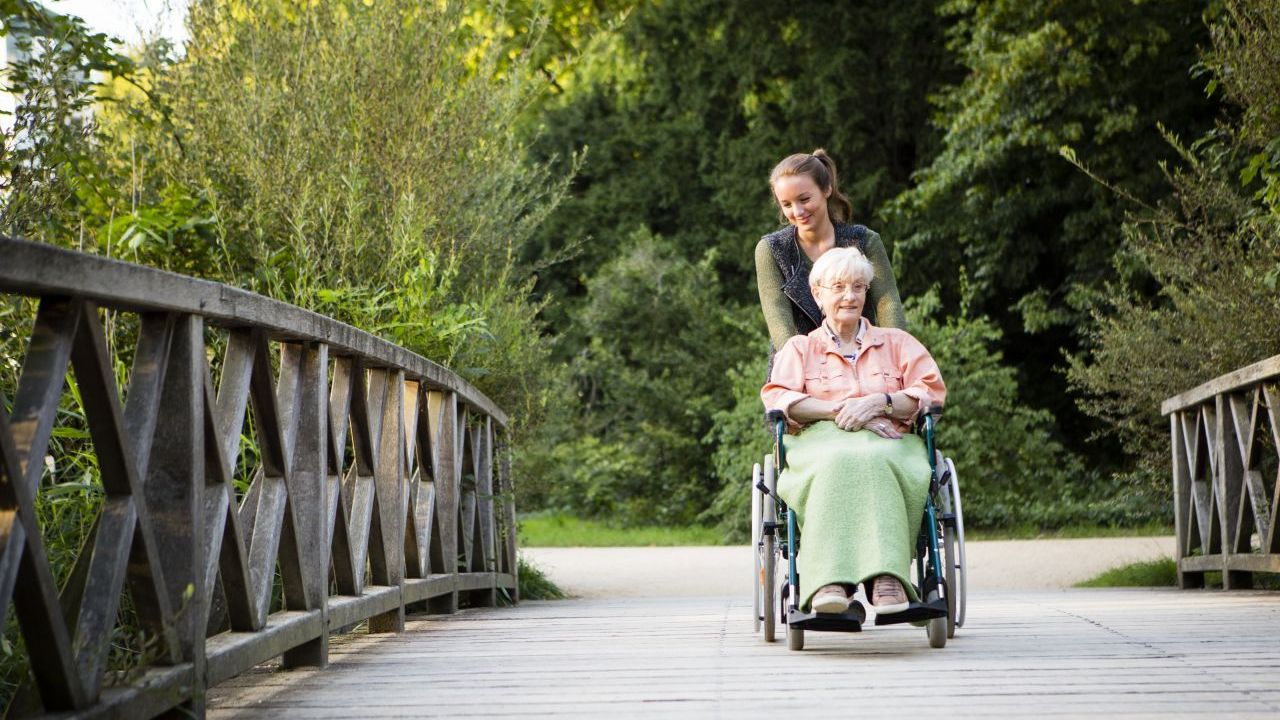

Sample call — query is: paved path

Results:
[209,589,1280,718]
[523,537,1177,597]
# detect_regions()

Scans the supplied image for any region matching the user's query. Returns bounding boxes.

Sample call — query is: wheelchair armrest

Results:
[914,404,944,435]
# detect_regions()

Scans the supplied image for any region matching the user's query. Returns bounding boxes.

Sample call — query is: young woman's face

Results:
[772,174,831,231]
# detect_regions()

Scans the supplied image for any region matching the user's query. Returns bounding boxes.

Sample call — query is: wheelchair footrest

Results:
[787,602,867,633]
[872,597,948,626]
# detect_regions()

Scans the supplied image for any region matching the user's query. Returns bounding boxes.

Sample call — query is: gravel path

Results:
[522,536,1176,598]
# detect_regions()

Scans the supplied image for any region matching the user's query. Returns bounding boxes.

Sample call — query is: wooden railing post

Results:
[144,314,207,712]
[429,391,460,615]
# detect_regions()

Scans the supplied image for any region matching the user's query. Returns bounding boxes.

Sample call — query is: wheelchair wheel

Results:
[762,534,776,642]
[761,455,777,643]
[752,462,762,633]
[786,615,804,651]
[926,587,947,648]
[943,456,967,632]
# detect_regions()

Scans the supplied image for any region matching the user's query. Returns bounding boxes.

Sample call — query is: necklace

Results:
[824,321,861,364]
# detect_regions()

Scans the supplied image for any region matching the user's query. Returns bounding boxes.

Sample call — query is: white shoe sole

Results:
[811,594,850,614]
[872,600,910,614]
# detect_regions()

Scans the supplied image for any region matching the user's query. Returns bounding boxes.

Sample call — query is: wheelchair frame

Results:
[752,408,967,651]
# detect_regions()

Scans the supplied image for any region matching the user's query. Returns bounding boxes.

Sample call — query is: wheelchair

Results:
[751,407,967,650]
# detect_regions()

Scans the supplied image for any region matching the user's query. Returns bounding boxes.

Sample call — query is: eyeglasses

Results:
[819,282,869,295]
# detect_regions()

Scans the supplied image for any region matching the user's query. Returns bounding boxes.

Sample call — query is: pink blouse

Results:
[761,319,946,433]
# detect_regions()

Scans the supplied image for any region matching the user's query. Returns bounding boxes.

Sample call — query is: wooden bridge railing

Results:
[0,237,518,717]
[1162,354,1280,589]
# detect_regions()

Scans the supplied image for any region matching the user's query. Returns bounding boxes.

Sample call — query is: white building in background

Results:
[0,18,34,136]
[0,14,94,139]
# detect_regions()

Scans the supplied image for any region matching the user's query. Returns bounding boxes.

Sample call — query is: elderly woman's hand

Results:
[833,394,884,431]
[860,417,903,439]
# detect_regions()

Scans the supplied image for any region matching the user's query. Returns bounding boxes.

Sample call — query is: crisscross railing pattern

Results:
[0,237,517,717]
[1162,355,1280,589]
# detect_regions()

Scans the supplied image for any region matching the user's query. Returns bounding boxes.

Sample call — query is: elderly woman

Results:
[761,246,945,615]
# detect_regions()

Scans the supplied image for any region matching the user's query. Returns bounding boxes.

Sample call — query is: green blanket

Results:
[778,421,931,611]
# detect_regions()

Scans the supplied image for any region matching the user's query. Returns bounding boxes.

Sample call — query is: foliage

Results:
[1067,0,1280,482]
[524,0,957,320]
[701,354,770,542]
[106,0,570,422]
[1075,558,1177,588]
[523,229,757,524]
[885,0,1219,466]
[516,554,567,600]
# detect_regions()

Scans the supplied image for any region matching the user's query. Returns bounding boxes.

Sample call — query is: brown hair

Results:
[769,149,854,223]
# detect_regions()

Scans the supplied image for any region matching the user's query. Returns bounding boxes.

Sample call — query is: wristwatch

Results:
[883,393,894,417]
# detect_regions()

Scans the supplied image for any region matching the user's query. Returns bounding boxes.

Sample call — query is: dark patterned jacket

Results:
[763,222,871,335]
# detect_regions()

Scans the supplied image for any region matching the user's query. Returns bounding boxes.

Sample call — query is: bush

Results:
[1067,0,1280,486]
[527,229,757,526]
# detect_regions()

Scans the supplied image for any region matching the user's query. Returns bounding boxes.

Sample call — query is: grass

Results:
[519,512,1175,546]
[1075,558,1178,587]
[966,521,1174,541]
[1075,557,1280,589]
[517,554,566,600]
[520,512,723,547]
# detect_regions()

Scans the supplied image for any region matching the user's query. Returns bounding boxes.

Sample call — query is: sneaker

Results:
[870,575,910,614]
[811,584,850,614]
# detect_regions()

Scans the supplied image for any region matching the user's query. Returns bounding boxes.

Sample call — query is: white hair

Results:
[809,246,874,290]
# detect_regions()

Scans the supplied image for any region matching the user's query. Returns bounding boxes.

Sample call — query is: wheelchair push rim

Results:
[945,456,967,629]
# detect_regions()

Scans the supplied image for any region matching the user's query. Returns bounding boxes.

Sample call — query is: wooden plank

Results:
[141,314,207,716]
[119,314,182,661]
[273,343,310,614]
[56,664,193,720]
[369,370,405,633]
[1222,553,1280,573]
[327,586,403,630]
[428,392,459,614]
[206,610,324,686]
[1179,554,1224,572]
[0,237,507,427]
[1162,353,1280,415]
[282,343,329,669]
[7,298,89,710]
[402,575,455,605]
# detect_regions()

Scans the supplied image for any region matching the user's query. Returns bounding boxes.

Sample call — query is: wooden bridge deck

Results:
[208,589,1280,718]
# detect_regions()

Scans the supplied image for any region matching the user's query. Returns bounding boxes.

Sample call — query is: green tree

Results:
[517,0,958,523]
[885,0,1219,467]
[1067,0,1280,484]
[530,229,756,523]
[525,0,956,319]
[96,0,575,420]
